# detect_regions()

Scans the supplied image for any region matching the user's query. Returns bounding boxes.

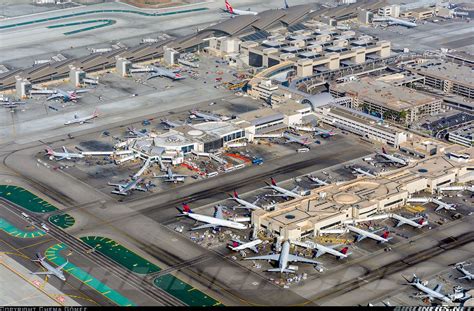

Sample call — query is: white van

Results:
[206,171,219,178]
[297,148,310,153]
[21,212,30,219]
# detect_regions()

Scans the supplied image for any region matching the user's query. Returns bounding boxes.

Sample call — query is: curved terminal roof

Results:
[204,15,259,36]
[301,92,334,110]
[280,5,313,25]
[251,10,286,30]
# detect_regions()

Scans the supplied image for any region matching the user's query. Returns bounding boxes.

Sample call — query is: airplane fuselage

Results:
[412,282,452,303]
[184,212,247,230]
[347,225,390,243]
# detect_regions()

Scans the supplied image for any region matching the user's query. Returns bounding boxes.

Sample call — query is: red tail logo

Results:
[418,218,425,225]
[225,0,234,13]
[46,147,54,155]
[381,231,390,239]
[271,178,277,186]
[182,203,191,213]
[232,241,239,248]
[233,190,239,198]
[341,247,349,255]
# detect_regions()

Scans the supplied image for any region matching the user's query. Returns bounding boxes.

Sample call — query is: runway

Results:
[0,0,321,67]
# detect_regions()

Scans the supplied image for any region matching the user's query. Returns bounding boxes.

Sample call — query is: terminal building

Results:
[252,146,474,240]
[314,104,408,147]
[448,123,473,147]
[407,60,474,99]
[329,77,443,124]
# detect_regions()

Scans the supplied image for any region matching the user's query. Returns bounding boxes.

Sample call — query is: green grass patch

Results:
[45,243,135,306]
[0,218,46,238]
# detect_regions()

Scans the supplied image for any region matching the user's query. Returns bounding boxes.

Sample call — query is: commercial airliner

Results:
[264,178,302,199]
[223,0,258,16]
[347,225,392,244]
[403,274,452,303]
[228,191,264,211]
[453,262,473,281]
[30,88,89,102]
[64,109,99,125]
[154,167,187,183]
[282,132,311,146]
[45,146,84,161]
[177,204,248,230]
[189,109,231,122]
[245,241,322,273]
[228,238,262,253]
[376,148,407,166]
[291,240,351,259]
[31,253,67,281]
[108,178,147,196]
[391,214,428,229]
[130,65,185,80]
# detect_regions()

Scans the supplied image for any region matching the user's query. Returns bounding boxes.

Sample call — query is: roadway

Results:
[0,198,185,306]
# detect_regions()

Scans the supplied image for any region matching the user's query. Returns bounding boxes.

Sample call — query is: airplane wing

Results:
[147,73,162,80]
[265,194,288,197]
[191,223,217,231]
[56,156,66,161]
[74,89,89,94]
[249,245,259,253]
[30,89,55,95]
[47,94,62,101]
[287,254,321,265]
[108,183,124,187]
[135,186,147,192]
[58,261,68,271]
[246,254,280,261]
[31,271,53,275]
[214,207,224,220]
[154,175,168,178]
[433,284,443,293]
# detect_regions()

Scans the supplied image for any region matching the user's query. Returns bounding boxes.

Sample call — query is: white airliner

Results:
[453,262,473,281]
[407,197,456,212]
[45,146,84,161]
[391,214,428,229]
[264,178,302,200]
[30,88,89,102]
[228,191,263,211]
[130,65,185,80]
[403,274,452,303]
[189,109,231,122]
[352,167,376,178]
[245,241,322,273]
[64,109,99,125]
[108,178,147,196]
[307,175,329,186]
[154,167,187,183]
[178,204,247,231]
[282,132,311,147]
[290,125,335,137]
[228,238,262,253]
[347,225,392,244]
[291,240,351,259]
[376,148,407,166]
[31,253,67,281]
[223,0,258,16]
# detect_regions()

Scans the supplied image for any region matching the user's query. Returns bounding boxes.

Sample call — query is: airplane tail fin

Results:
[381,231,390,239]
[270,177,277,186]
[284,0,289,9]
[225,0,234,13]
[229,241,240,250]
[93,109,99,118]
[181,203,193,214]
[341,246,349,255]
[418,218,427,226]
[233,190,239,198]
[382,147,387,154]
[33,252,45,262]
[45,147,54,155]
